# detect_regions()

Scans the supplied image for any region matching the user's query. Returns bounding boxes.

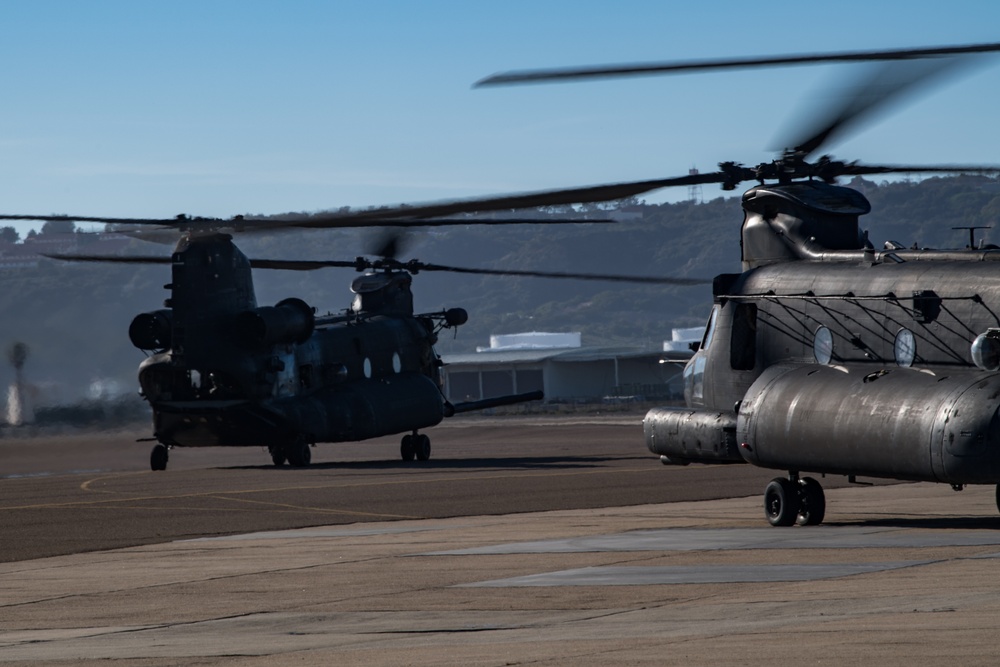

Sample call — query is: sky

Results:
[1,0,999,238]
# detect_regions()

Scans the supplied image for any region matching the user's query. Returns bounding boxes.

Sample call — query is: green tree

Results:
[0,226,18,243]
[40,219,76,235]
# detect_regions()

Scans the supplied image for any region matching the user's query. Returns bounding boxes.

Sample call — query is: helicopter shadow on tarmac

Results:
[837,515,1000,531]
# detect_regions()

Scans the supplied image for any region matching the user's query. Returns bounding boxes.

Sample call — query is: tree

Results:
[0,226,18,243]
[40,219,76,235]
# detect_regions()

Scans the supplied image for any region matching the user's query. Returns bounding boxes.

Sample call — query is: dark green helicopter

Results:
[474,41,1000,525]
[0,209,703,470]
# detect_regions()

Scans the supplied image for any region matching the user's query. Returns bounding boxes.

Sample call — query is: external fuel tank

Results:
[736,364,1000,484]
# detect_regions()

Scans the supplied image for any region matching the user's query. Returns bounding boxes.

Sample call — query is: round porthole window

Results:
[894,328,916,367]
[392,352,401,373]
[363,357,372,378]
[813,326,833,365]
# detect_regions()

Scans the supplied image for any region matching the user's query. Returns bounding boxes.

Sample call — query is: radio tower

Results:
[687,167,703,203]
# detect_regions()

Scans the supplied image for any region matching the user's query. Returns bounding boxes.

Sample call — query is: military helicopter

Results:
[0,209,703,470]
[474,41,1000,525]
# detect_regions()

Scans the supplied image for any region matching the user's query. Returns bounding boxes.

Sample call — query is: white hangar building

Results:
[440,331,696,404]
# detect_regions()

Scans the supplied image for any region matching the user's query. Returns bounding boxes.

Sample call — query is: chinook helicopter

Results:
[474,41,1000,525]
[1,210,703,470]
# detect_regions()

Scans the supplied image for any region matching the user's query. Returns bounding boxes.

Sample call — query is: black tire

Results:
[764,477,799,527]
[287,441,312,467]
[415,434,431,461]
[400,434,416,461]
[796,477,826,526]
[269,446,287,467]
[995,484,1000,515]
[150,444,169,471]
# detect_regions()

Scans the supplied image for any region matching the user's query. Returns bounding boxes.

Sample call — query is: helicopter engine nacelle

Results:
[239,297,315,347]
[643,407,742,465]
[129,310,173,350]
[445,308,468,327]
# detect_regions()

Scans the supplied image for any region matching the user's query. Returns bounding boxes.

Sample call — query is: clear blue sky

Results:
[1,0,998,237]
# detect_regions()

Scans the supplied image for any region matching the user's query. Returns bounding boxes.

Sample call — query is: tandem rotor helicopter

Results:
[474,41,1000,525]
[0,206,703,471]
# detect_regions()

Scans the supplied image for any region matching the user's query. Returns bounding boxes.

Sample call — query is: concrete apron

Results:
[3,482,1000,666]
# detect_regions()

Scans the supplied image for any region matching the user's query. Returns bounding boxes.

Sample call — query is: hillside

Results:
[1,174,998,403]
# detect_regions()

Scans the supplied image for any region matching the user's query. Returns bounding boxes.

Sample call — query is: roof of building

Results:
[442,345,692,366]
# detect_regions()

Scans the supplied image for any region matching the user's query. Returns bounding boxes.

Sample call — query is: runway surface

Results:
[0,416,786,563]
[5,415,1000,665]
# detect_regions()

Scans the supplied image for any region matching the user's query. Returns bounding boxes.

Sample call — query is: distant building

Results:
[609,206,645,222]
[663,326,704,352]
[442,331,693,404]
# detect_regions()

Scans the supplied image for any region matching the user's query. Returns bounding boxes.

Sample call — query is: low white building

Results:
[441,331,693,404]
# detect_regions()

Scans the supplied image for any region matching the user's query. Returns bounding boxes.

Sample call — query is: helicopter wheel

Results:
[415,434,431,462]
[287,440,312,467]
[796,477,826,526]
[150,444,169,471]
[764,477,799,527]
[400,434,416,462]
[269,446,287,467]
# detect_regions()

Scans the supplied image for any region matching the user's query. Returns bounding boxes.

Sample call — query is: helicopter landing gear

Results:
[764,477,798,526]
[401,432,431,462]
[150,444,169,471]
[269,446,287,467]
[415,434,431,461]
[763,474,826,527]
[796,477,826,526]
[286,440,312,467]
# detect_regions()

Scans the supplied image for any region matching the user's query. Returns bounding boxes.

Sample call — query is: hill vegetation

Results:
[1,174,999,405]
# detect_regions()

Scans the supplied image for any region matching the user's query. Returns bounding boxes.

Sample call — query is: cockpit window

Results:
[701,306,720,350]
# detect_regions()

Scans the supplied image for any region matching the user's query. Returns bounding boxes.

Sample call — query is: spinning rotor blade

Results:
[835,164,999,178]
[475,41,1000,87]
[400,261,709,285]
[0,213,612,233]
[785,56,976,158]
[41,252,362,271]
[42,252,708,284]
[41,253,172,265]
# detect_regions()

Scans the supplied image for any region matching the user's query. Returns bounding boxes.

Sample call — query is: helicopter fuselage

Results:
[644,182,1000,514]
[141,313,446,448]
[125,232,533,469]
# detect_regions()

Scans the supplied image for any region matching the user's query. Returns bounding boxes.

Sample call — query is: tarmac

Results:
[3,481,1000,666]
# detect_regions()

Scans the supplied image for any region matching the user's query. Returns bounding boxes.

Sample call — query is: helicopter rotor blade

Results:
[266,178,720,226]
[474,41,1000,87]
[40,253,172,265]
[247,258,362,271]
[837,164,1000,178]
[408,261,709,285]
[42,251,709,284]
[785,56,977,158]
[0,213,614,233]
